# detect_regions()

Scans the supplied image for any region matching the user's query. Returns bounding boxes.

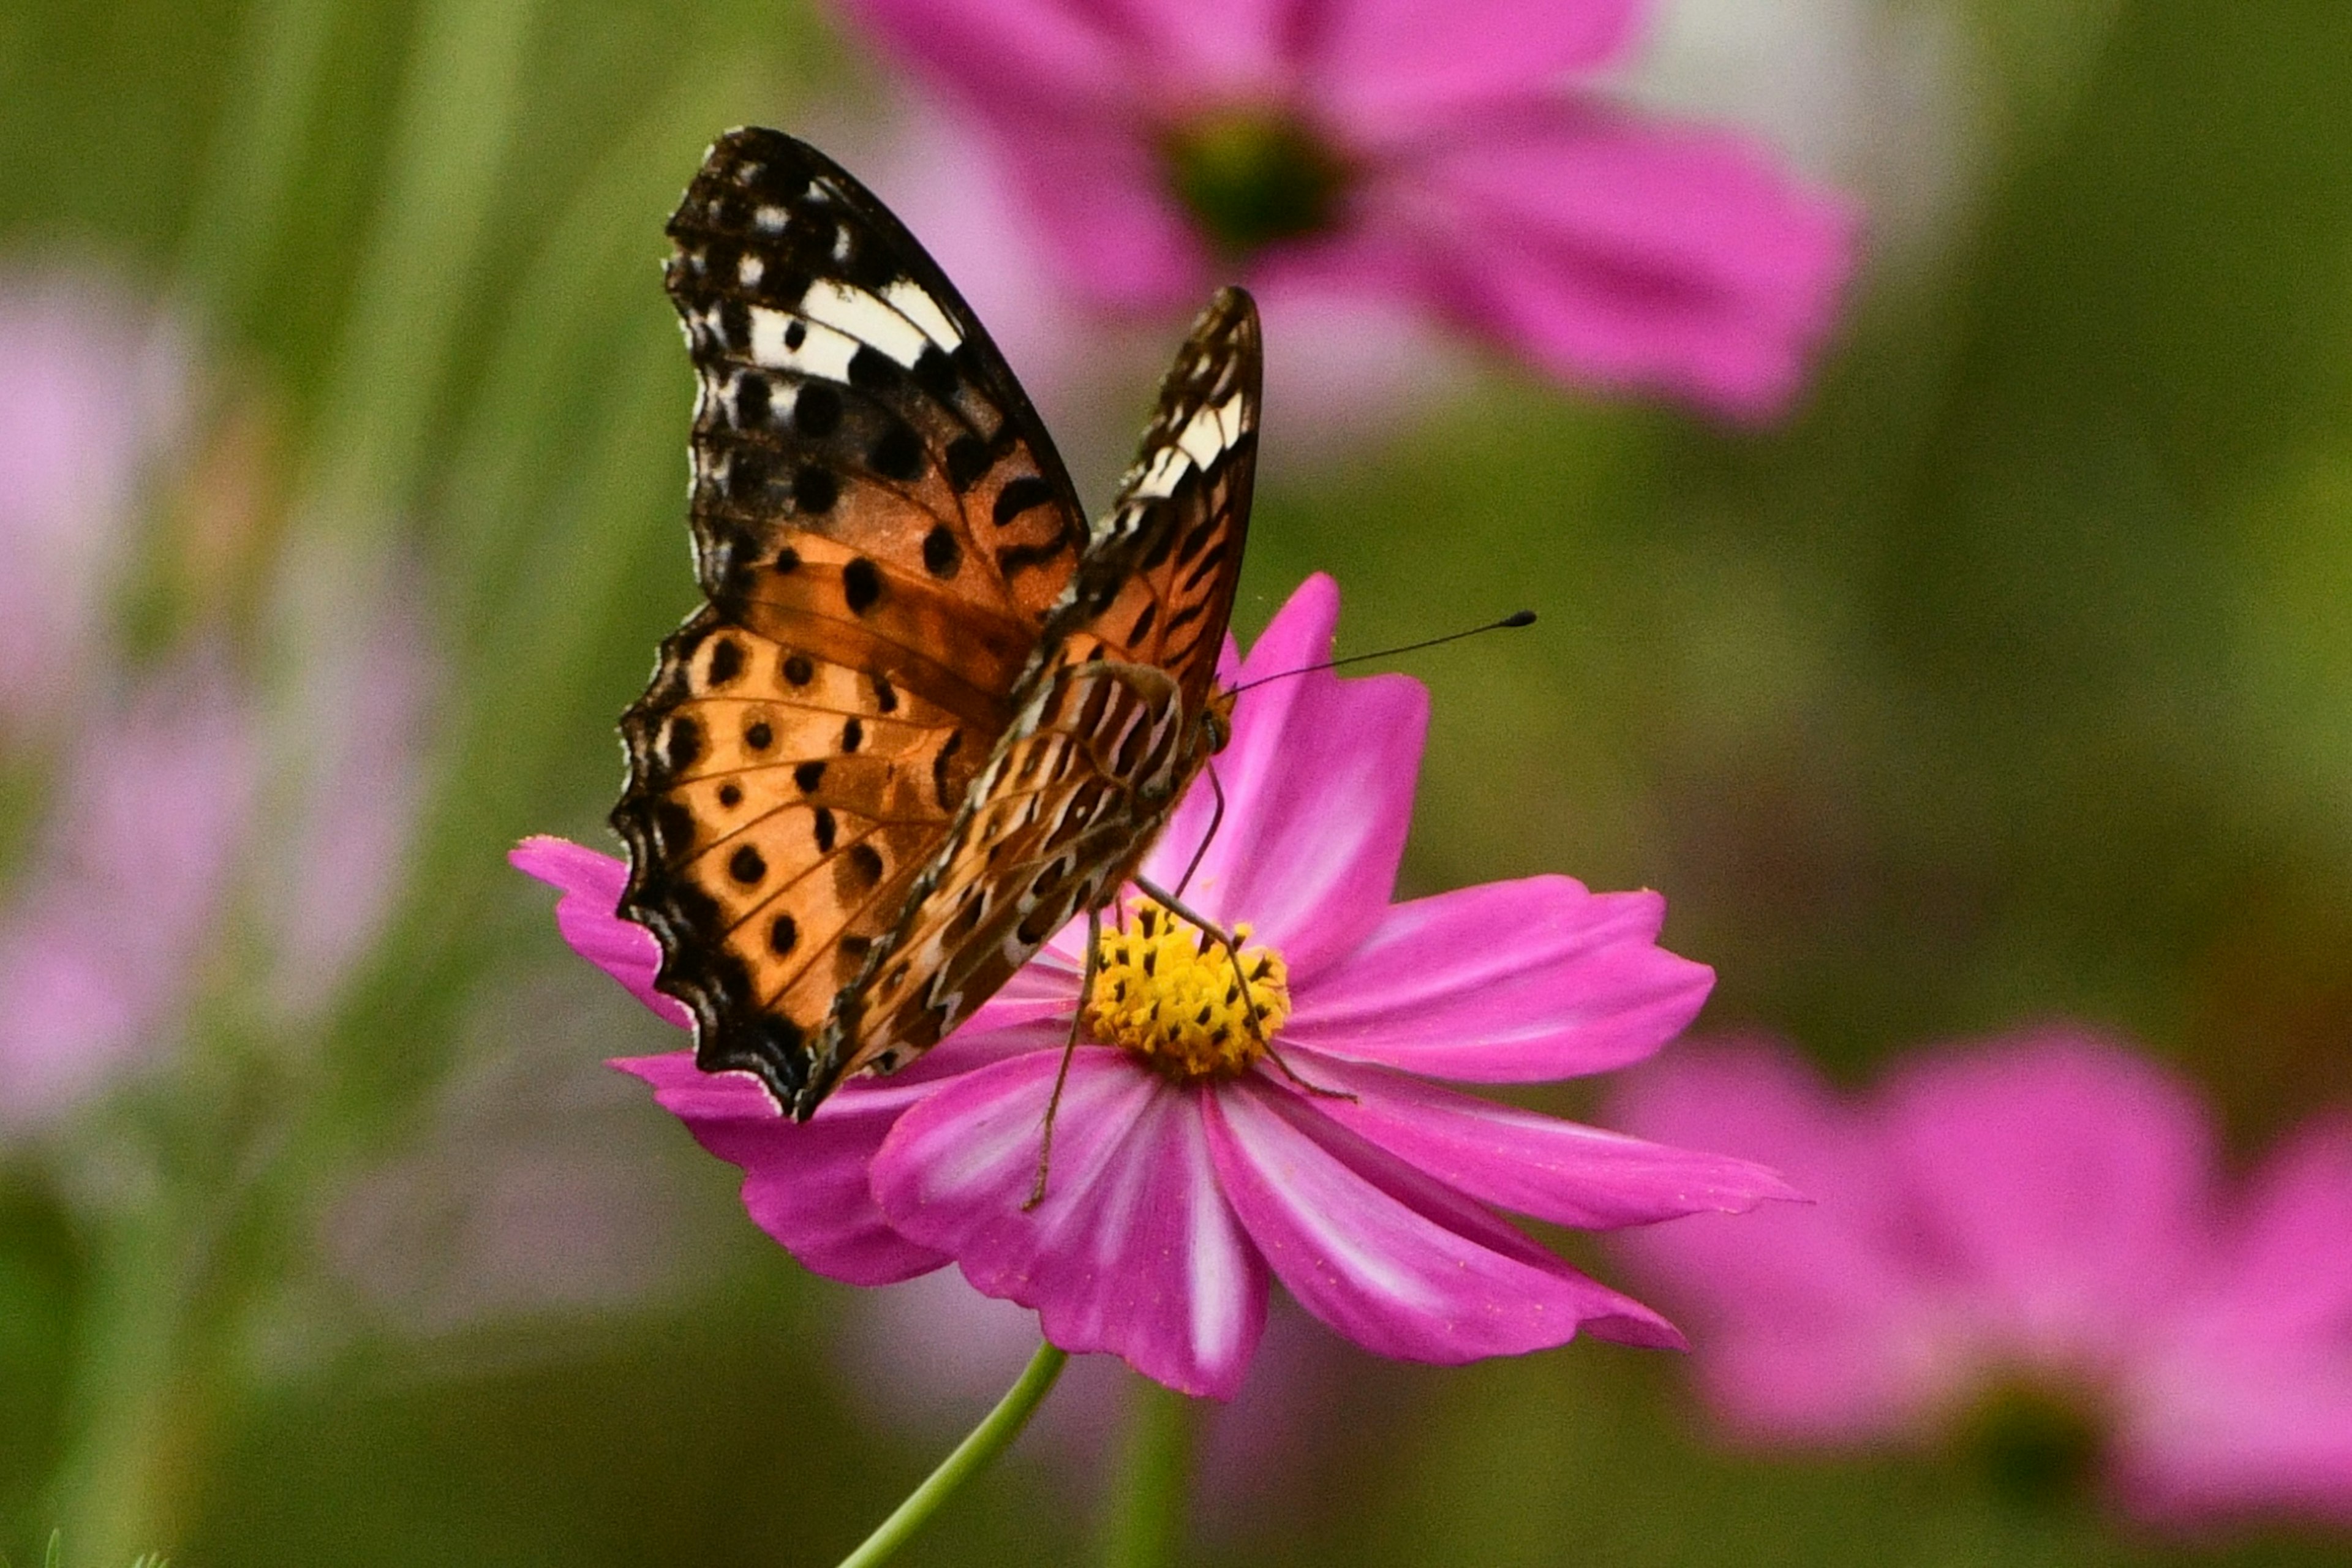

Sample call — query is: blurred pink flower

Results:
[518,573,1791,1398]
[324,1002,712,1337]
[853,99,1474,467]
[251,543,438,1021]
[0,270,187,739]
[1608,1031,2352,1526]
[840,0,1857,418]
[0,648,258,1130]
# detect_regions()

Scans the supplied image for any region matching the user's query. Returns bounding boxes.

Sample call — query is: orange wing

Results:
[800,290,1262,1112]
[612,129,1090,1107]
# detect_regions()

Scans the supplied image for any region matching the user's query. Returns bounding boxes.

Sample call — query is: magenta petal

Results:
[1294,1053,1796,1228]
[1880,1031,2215,1344]
[1310,0,1643,127]
[1150,575,1427,976]
[872,1049,1268,1398]
[1377,102,1855,420]
[2116,1118,2352,1523]
[615,1051,946,1285]
[1205,1079,1681,1366]
[993,121,1213,309]
[1605,1041,1955,1439]
[1085,0,1296,97]
[2199,1117,2352,1343]
[845,0,1131,113]
[1283,876,1712,1082]
[510,836,689,1030]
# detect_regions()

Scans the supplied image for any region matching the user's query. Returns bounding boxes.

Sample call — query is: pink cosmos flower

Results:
[839,0,1857,418]
[0,270,187,739]
[516,574,1793,1398]
[0,647,258,1131]
[1607,1030,2352,1526]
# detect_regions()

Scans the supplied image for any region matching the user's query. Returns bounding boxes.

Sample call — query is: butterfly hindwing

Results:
[1052,286,1261,710]
[615,129,1090,1105]
[798,291,1263,1110]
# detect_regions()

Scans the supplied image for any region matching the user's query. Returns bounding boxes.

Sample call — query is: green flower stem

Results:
[42,1193,216,1566]
[303,0,540,535]
[175,0,336,317]
[1098,1378,1197,1568]
[835,1340,1069,1568]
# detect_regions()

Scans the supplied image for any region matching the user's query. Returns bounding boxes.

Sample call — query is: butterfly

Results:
[611,127,1259,1121]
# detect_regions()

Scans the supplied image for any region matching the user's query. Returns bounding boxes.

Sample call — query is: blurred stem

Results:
[176,0,337,318]
[835,1341,1068,1568]
[41,1197,219,1565]
[302,0,539,535]
[1098,1378,1196,1568]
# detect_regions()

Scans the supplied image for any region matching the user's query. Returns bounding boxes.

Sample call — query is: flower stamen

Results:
[1086,902,1291,1080]
[1161,108,1350,257]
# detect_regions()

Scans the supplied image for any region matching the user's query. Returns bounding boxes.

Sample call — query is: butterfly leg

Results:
[1171,760,1228,900]
[1130,875,1355,1102]
[1025,907,1102,1211]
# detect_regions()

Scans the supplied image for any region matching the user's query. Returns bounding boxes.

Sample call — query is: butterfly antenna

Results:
[1228,610,1536,694]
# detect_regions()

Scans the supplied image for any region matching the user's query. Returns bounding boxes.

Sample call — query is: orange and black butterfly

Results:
[612,128,1257,1120]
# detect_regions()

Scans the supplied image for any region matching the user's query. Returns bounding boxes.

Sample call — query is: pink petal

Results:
[1292,1052,1796,1228]
[1281,876,1712,1082]
[1605,1041,1963,1439]
[0,649,258,1128]
[845,0,1133,115]
[872,1048,1268,1398]
[991,118,1214,309]
[2198,1116,2352,1343]
[1205,1078,1680,1366]
[1148,574,1426,978]
[1370,102,1855,420]
[620,1016,1056,1287]
[616,1050,948,1285]
[1879,1031,2216,1359]
[2120,1342,2352,1526]
[842,3,1211,309]
[2117,1118,2352,1523]
[1090,0,1299,99]
[1308,0,1643,129]
[509,837,690,1030]
[0,271,186,733]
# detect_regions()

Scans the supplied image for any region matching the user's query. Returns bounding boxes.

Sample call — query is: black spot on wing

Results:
[993,475,1054,526]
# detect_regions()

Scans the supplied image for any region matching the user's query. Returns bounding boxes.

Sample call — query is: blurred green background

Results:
[2,0,2349,1562]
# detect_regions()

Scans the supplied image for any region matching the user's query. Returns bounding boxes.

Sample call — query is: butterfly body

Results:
[613,128,1259,1119]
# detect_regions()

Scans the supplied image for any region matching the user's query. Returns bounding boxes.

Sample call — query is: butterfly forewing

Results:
[801,290,1263,1110]
[615,129,1090,1105]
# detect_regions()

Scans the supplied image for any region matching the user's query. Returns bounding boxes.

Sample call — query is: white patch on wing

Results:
[883,279,964,352]
[1132,443,1191,500]
[753,205,790,232]
[746,306,858,380]
[737,253,765,288]
[801,278,930,368]
[1175,400,1234,472]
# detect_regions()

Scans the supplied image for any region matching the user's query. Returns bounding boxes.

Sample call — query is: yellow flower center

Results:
[1085,903,1292,1082]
